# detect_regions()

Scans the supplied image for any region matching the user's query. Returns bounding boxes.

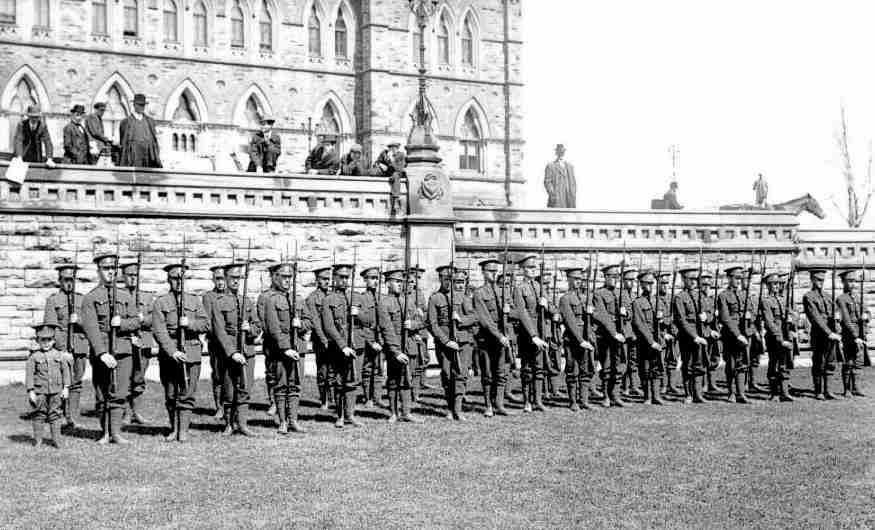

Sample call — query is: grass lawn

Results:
[1,368,873,529]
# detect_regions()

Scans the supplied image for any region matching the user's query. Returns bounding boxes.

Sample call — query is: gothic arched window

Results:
[193,1,207,47]
[244,95,263,129]
[335,9,347,59]
[459,108,482,171]
[172,91,200,122]
[230,0,244,48]
[308,6,321,57]
[259,0,272,51]
[103,84,131,141]
[163,0,178,42]
[461,16,475,66]
[437,15,450,65]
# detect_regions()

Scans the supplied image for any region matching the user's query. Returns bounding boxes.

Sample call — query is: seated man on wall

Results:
[13,105,55,167]
[247,116,282,173]
[305,134,340,175]
[340,143,365,176]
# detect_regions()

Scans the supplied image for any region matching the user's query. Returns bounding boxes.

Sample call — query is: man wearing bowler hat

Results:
[62,104,93,165]
[544,143,575,208]
[13,104,54,165]
[247,115,282,173]
[119,93,162,168]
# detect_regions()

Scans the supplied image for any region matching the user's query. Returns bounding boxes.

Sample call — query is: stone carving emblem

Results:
[419,173,444,201]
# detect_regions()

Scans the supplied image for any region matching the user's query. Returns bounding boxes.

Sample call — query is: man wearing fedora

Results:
[13,105,55,166]
[62,105,93,165]
[119,93,162,168]
[84,102,116,165]
[305,133,340,175]
[340,143,365,176]
[544,143,575,208]
[247,115,282,173]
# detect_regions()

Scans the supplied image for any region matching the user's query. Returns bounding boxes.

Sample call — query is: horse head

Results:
[802,194,826,219]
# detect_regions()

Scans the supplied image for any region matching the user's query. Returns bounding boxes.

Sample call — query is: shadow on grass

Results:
[190,422,224,433]
[7,433,36,445]
[123,424,170,437]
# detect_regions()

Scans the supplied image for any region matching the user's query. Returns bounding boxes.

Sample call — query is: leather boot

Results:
[388,391,399,423]
[567,382,579,411]
[691,378,704,404]
[176,410,191,443]
[453,395,467,421]
[592,380,606,401]
[334,390,345,429]
[32,420,44,447]
[237,404,257,436]
[483,386,494,417]
[129,395,148,425]
[665,370,678,396]
[345,394,364,428]
[222,405,234,436]
[319,386,329,410]
[400,390,423,423]
[578,379,591,410]
[813,374,824,400]
[494,386,511,416]
[110,408,130,444]
[734,374,749,404]
[49,421,62,448]
[682,380,691,404]
[641,376,650,402]
[842,372,851,397]
[823,375,837,400]
[609,381,624,407]
[521,378,532,413]
[288,397,306,433]
[533,380,546,411]
[276,395,288,434]
[66,390,80,428]
[627,373,643,397]
[163,406,176,442]
[97,408,110,444]
[213,386,224,420]
[779,380,794,402]
[651,379,664,405]
[852,373,866,397]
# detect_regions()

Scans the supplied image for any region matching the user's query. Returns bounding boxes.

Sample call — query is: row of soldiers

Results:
[27,250,869,447]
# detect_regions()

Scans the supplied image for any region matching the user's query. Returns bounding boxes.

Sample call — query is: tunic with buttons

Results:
[133,291,156,352]
[262,288,311,356]
[26,348,71,395]
[513,279,556,342]
[44,291,89,355]
[151,292,211,360]
[211,292,263,358]
[80,285,140,358]
[322,290,368,351]
[305,288,330,352]
[428,289,478,347]
[717,287,748,372]
[837,292,865,367]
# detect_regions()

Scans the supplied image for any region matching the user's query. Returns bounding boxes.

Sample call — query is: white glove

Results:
[232,352,246,365]
[172,350,187,363]
[179,316,189,328]
[110,315,121,327]
[371,342,383,352]
[502,304,511,314]
[651,341,664,351]
[664,333,674,342]
[788,331,797,340]
[581,340,594,351]
[342,346,356,357]
[446,340,460,351]
[586,305,595,314]
[532,337,548,350]
[614,333,625,343]
[416,308,425,318]
[284,349,299,360]
[737,335,748,346]
[698,312,708,322]
[619,307,628,317]
[709,330,720,339]
[856,338,866,346]
[70,313,79,324]
[396,353,410,364]
[292,317,302,328]
[351,306,360,316]
[61,387,69,399]
[137,312,145,322]
[100,353,117,368]
[499,335,511,348]
[694,336,708,346]
[241,321,251,332]
[656,311,664,319]
[828,332,841,341]
[131,335,141,347]
[539,297,548,307]
[452,311,461,322]
[552,313,562,322]
[28,390,37,405]
[781,340,793,349]
[403,319,413,330]
[45,159,56,168]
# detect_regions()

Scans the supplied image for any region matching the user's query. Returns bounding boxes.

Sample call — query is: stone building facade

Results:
[0,0,523,204]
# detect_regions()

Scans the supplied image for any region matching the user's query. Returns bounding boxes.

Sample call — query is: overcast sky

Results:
[520,1,875,228]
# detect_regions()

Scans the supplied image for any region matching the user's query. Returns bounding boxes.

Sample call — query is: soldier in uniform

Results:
[120,260,153,424]
[657,271,680,396]
[592,264,629,407]
[305,267,334,409]
[619,268,641,398]
[81,253,140,444]
[407,265,432,400]
[803,269,842,400]
[358,266,386,408]
[700,271,722,395]
[837,270,867,397]
[759,272,794,401]
[379,269,421,422]
[716,266,751,403]
[43,264,88,428]
[512,255,556,412]
[322,264,366,428]
[632,270,666,404]
[262,263,311,434]
[203,265,228,419]
[428,266,478,420]
[152,263,210,442]
[742,269,767,393]
[26,323,70,448]
[558,267,596,410]
[473,259,516,417]
[673,268,710,403]
[210,263,262,435]
[537,270,564,402]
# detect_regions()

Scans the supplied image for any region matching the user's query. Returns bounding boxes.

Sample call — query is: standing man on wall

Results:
[84,102,115,164]
[62,105,93,165]
[544,143,576,208]
[119,94,161,168]
[13,105,54,166]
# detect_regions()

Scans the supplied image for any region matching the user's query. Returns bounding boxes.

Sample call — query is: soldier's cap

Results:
[70,104,85,115]
[349,143,362,152]
[332,264,353,276]
[55,264,79,274]
[763,272,782,284]
[658,271,674,280]
[209,264,227,273]
[478,259,501,270]
[637,269,656,282]
[223,262,247,274]
[163,263,189,275]
[453,270,468,281]
[497,272,513,282]
[436,265,455,277]
[839,270,860,281]
[564,267,584,279]
[699,271,714,280]
[93,253,118,266]
[724,266,745,277]
[622,268,638,280]
[383,269,405,281]
[133,93,147,105]
[359,266,381,278]
[269,263,295,276]
[312,266,332,278]
[601,264,620,275]
[515,254,539,266]
[119,262,140,272]
[387,141,401,148]
[32,322,60,337]
[809,269,827,280]
[678,267,699,279]
[408,266,425,276]
[93,102,107,110]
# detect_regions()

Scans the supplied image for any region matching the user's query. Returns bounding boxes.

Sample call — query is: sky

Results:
[520,1,875,229]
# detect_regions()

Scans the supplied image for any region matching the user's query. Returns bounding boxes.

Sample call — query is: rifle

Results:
[346,247,358,357]
[370,255,383,401]
[401,232,411,359]
[788,261,800,361]
[500,229,511,363]
[237,240,251,390]
[742,251,759,368]
[830,254,845,363]
[654,252,663,349]
[109,231,120,393]
[860,256,869,365]
[537,244,546,343]
[66,244,78,357]
[585,252,599,371]
[177,236,189,390]
[551,259,559,348]
[695,247,706,367]
[289,242,300,381]
[616,245,627,339]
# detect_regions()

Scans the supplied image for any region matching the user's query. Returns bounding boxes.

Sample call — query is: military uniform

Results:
[592,265,629,407]
[120,261,154,424]
[716,267,751,403]
[43,265,88,427]
[473,261,517,416]
[152,263,210,442]
[513,255,558,411]
[202,270,227,416]
[620,272,641,398]
[80,254,141,444]
[377,270,415,421]
[305,268,333,408]
[759,273,794,401]
[745,287,766,393]
[631,271,665,404]
[211,263,263,435]
[358,267,386,407]
[701,278,722,393]
[26,323,71,448]
[408,267,430,399]
[428,267,479,420]
[802,270,840,399]
[657,273,680,395]
[837,270,867,397]
[558,268,597,410]
[672,269,708,403]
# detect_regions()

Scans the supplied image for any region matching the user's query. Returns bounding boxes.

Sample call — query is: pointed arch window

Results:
[193,1,207,47]
[459,108,483,171]
[92,0,108,35]
[259,0,272,51]
[0,0,15,25]
[308,6,321,57]
[334,9,347,59]
[123,0,138,37]
[163,0,178,43]
[461,16,474,66]
[9,77,39,114]
[437,15,450,65]
[321,103,340,136]
[172,91,200,122]
[230,0,244,48]
[244,95,263,129]
[103,84,131,142]
[34,0,49,28]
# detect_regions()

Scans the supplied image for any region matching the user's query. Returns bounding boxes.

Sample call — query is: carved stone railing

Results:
[797,229,875,265]
[454,206,800,252]
[0,162,398,221]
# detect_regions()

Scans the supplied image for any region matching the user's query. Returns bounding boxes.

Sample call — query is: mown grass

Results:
[1,369,873,529]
